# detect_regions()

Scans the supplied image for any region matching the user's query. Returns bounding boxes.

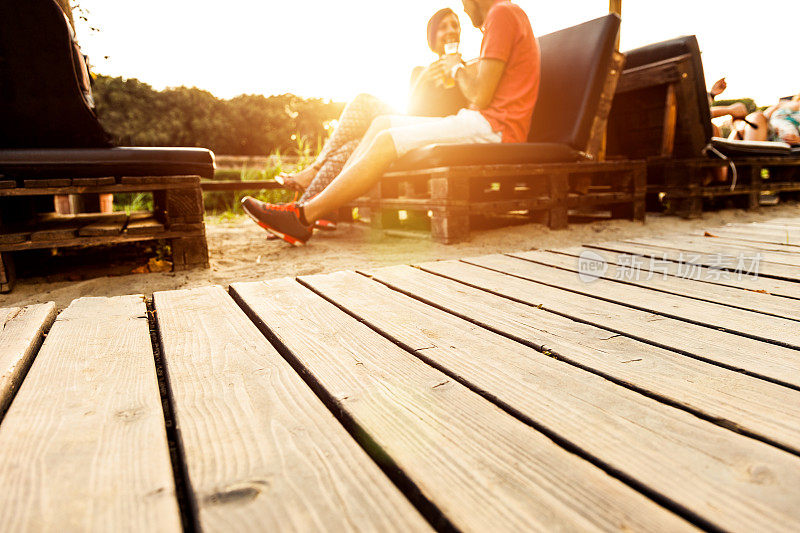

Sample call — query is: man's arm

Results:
[450,56,506,109]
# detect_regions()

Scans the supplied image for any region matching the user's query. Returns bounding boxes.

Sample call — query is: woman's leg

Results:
[743,111,769,141]
[299,139,360,204]
[285,94,394,188]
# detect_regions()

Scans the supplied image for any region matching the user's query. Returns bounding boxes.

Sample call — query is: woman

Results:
[737,93,800,145]
[275,8,467,206]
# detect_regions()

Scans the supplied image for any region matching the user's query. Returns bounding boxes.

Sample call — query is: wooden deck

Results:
[2,218,800,531]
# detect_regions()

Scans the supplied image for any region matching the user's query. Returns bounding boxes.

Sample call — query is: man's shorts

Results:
[388,108,502,157]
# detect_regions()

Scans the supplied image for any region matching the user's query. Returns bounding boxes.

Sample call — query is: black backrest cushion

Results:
[528,13,620,148]
[623,35,712,143]
[0,0,111,148]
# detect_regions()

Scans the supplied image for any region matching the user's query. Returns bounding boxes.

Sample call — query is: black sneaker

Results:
[241,196,312,246]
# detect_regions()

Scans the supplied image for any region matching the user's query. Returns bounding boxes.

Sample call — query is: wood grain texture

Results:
[418,259,800,390]
[525,249,800,321]
[306,268,800,532]
[582,240,800,299]
[369,263,800,450]
[153,285,429,532]
[126,214,165,235]
[0,302,56,415]
[629,235,800,267]
[232,278,693,533]
[499,252,800,349]
[694,226,800,251]
[78,213,128,236]
[596,238,800,281]
[0,295,181,531]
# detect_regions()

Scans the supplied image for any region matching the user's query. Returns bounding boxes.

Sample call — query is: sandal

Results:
[274,173,307,193]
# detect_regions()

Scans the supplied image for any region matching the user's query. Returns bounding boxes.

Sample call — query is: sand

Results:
[3,202,799,310]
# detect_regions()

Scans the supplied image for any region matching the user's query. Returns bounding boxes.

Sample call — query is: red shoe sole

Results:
[242,204,307,247]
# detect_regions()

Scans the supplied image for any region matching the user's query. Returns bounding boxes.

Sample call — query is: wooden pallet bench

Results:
[0,175,209,292]
[353,159,646,243]
[1,218,799,530]
[607,38,800,217]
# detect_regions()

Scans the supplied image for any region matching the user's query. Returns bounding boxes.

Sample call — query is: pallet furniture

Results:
[607,36,800,217]
[0,174,209,292]
[351,14,646,244]
[2,217,800,530]
[0,0,214,292]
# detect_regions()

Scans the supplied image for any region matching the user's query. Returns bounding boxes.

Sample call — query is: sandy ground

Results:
[4,202,799,310]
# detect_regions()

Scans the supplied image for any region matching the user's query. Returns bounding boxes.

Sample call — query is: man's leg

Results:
[303,129,398,222]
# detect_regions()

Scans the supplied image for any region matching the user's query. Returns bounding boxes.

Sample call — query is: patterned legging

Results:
[299,93,394,203]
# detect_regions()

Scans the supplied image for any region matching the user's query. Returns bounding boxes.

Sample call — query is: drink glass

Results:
[442,41,459,88]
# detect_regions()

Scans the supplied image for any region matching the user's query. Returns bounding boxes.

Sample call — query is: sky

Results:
[73,0,795,112]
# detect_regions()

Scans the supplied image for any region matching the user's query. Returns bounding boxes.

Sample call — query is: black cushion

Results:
[0,147,215,179]
[711,137,791,157]
[394,14,619,170]
[391,143,585,172]
[623,35,713,144]
[529,13,621,148]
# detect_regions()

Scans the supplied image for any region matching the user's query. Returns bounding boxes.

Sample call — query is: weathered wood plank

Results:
[126,214,165,235]
[417,259,800,389]
[630,235,800,268]
[588,240,800,298]
[77,213,128,236]
[497,252,800,349]
[153,286,430,532]
[306,269,800,532]
[695,226,800,250]
[0,303,56,416]
[23,178,71,188]
[0,295,181,531]
[526,249,800,321]
[368,264,800,451]
[232,278,694,532]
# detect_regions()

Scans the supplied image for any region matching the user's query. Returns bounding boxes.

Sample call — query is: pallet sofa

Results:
[0,0,214,292]
[606,35,800,218]
[351,14,646,244]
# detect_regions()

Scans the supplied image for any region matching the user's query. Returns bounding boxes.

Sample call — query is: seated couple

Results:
[242,0,541,246]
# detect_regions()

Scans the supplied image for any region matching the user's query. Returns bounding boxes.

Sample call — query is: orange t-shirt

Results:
[479,1,540,143]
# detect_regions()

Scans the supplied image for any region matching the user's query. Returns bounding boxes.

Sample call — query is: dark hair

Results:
[427,8,456,53]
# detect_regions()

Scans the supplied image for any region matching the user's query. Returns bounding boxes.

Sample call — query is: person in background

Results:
[274,8,468,214]
[242,0,541,246]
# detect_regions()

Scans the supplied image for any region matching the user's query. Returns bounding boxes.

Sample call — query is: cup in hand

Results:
[442,41,459,88]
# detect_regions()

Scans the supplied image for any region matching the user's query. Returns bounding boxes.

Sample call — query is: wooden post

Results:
[661,84,678,157]
[610,0,622,50]
[430,174,470,243]
[748,165,762,211]
[547,172,569,229]
[0,252,15,293]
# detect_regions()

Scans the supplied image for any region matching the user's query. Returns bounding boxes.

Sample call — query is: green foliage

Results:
[714,98,757,113]
[92,75,345,155]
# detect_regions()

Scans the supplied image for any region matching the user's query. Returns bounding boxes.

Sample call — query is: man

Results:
[242,0,540,245]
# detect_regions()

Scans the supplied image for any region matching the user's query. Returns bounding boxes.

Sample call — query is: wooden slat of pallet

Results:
[524,249,800,322]
[0,303,56,415]
[0,182,200,197]
[78,213,128,236]
[23,178,71,188]
[153,286,429,532]
[0,229,204,253]
[126,214,165,235]
[589,240,800,298]
[417,259,800,389]
[199,180,281,191]
[496,252,800,349]
[0,180,16,189]
[368,263,800,452]
[120,176,199,185]
[0,295,181,531]
[232,278,692,532]
[305,269,800,531]
[71,177,116,187]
